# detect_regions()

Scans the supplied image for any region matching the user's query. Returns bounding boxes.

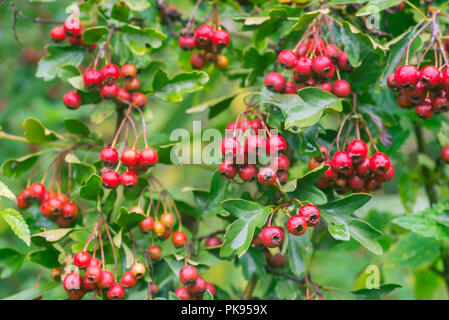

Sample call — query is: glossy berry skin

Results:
[179,265,198,286]
[139,216,154,234]
[124,77,140,92]
[404,82,425,104]
[101,170,120,189]
[187,275,207,296]
[190,53,206,69]
[121,171,138,188]
[100,83,119,99]
[73,251,91,269]
[100,64,120,85]
[17,194,30,210]
[285,81,297,94]
[238,164,258,182]
[131,92,147,107]
[147,245,162,260]
[63,18,81,37]
[130,262,146,280]
[441,68,449,89]
[206,282,216,297]
[62,202,78,220]
[50,26,66,42]
[415,100,434,119]
[331,151,353,176]
[370,152,391,175]
[153,221,166,237]
[205,236,222,248]
[175,287,191,300]
[347,140,368,164]
[211,29,230,49]
[348,175,365,191]
[286,215,308,235]
[29,182,46,202]
[271,154,290,172]
[312,56,334,79]
[83,69,101,90]
[107,283,125,300]
[221,137,240,158]
[245,135,266,155]
[324,44,340,63]
[366,179,383,192]
[387,74,398,91]
[85,265,102,283]
[117,88,131,102]
[332,80,351,97]
[63,272,82,293]
[83,275,96,292]
[394,65,420,88]
[442,146,449,163]
[278,49,297,69]
[356,157,373,179]
[257,167,277,185]
[215,54,229,69]
[138,148,158,167]
[100,147,119,166]
[260,226,284,248]
[299,204,321,226]
[338,52,353,71]
[63,91,82,109]
[307,38,325,54]
[100,270,114,289]
[160,212,175,228]
[195,25,214,44]
[294,57,313,80]
[377,164,395,182]
[172,231,187,248]
[432,94,449,113]
[264,72,286,93]
[67,36,81,46]
[420,65,440,88]
[266,135,287,155]
[120,64,137,79]
[296,43,307,57]
[179,36,197,51]
[219,160,237,179]
[121,149,138,166]
[121,271,137,288]
[150,283,159,295]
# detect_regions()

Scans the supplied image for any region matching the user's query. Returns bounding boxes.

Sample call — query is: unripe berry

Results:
[153,221,166,237]
[172,230,187,248]
[124,77,140,92]
[120,64,137,79]
[215,54,229,69]
[161,212,175,228]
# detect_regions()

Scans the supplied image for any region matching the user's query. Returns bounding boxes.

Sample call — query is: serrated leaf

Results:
[33,228,74,242]
[0,208,30,246]
[82,26,109,45]
[63,118,90,136]
[36,45,85,81]
[79,174,103,201]
[352,283,402,300]
[1,151,47,178]
[116,207,146,228]
[23,118,60,144]
[0,180,16,202]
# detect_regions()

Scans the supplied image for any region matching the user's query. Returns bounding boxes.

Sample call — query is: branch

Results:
[241,275,257,300]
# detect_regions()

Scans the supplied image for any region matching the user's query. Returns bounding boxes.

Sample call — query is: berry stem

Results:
[104,221,118,283]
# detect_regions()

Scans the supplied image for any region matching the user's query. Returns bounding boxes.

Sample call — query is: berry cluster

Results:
[219,116,290,185]
[17,182,78,227]
[100,146,158,189]
[310,142,394,194]
[174,265,215,300]
[264,16,353,97]
[49,17,96,50]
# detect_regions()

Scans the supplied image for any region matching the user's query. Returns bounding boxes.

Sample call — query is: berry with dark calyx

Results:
[63,272,82,293]
[404,81,425,104]
[264,72,286,93]
[73,251,91,269]
[139,216,154,233]
[366,179,384,192]
[101,170,120,189]
[121,171,138,188]
[278,171,288,184]
[299,204,321,226]
[160,212,175,228]
[29,182,46,202]
[211,29,230,49]
[67,36,81,46]
[266,135,287,155]
[120,64,137,80]
[338,51,353,72]
[116,88,131,102]
[175,287,191,300]
[312,55,334,79]
[415,99,434,119]
[138,148,158,167]
[205,236,222,248]
[124,77,140,92]
[285,81,297,94]
[121,149,138,166]
[63,18,81,37]
[85,265,102,283]
[121,271,137,288]
[394,65,420,88]
[100,64,120,85]
[50,267,62,281]
[420,65,441,88]
[219,160,237,179]
[63,91,82,109]
[187,275,207,296]
[356,157,373,179]
[376,164,395,182]
[179,35,197,51]
[260,226,284,248]
[324,44,340,63]
[50,26,66,42]
[215,54,229,69]
[100,270,114,289]
[347,140,368,164]
[66,290,85,300]
[83,274,96,292]
[317,146,329,162]
[158,227,172,241]
[257,167,277,185]
[432,93,449,113]
[107,283,125,300]
[332,80,351,97]
[370,152,391,176]
[190,53,206,69]
[148,245,162,260]
[221,137,240,158]
[245,135,265,155]
[205,53,216,64]
[17,193,30,210]
[397,90,413,109]
[101,147,119,166]
[83,69,101,90]
[195,24,214,44]
[46,197,64,217]
[56,216,73,227]
[278,49,297,69]
[286,215,307,235]
[172,230,187,248]
[322,161,337,183]
[387,74,398,91]
[179,265,198,286]
[100,83,119,99]
[238,164,258,182]
[271,154,290,173]
[348,175,365,191]
[331,151,353,176]
[131,92,147,108]
[442,146,449,163]
[206,282,216,297]
[62,202,79,221]
[294,57,313,80]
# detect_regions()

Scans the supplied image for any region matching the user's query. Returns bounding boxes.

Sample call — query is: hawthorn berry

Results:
[332,80,351,97]
[194,24,214,44]
[441,68,449,89]
[377,164,395,182]
[172,231,187,248]
[387,74,398,91]
[63,91,82,109]
[153,221,166,237]
[85,265,102,283]
[420,65,440,88]
[124,77,141,92]
[215,54,229,69]
[348,175,365,191]
[131,206,145,214]
[257,167,277,185]
[17,193,30,210]
[370,152,391,175]
[294,57,313,80]
[29,182,46,202]
[107,283,125,300]
[190,52,206,69]
[245,135,265,155]
[432,93,449,113]
[324,44,340,63]
[264,72,287,93]
[175,287,191,300]
[205,236,222,248]
[415,99,434,119]
[83,69,101,90]
[356,157,373,179]
[442,146,449,163]
[219,160,237,179]
[46,197,64,217]
[267,253,286,268]
[179,265,198,286]
[250,119,263,132]
[299,204,321,226]
[101,170,120,189]
[100,83,119,99]
[315,81,332,93]
[100,147,119,166]
[394,65,420,88]
[179,35,197,51]
[131,92,147,108]
[120,64,138,80]
[100,64,120,85]
[271,154,290,172]
[206,282,216,297]
[260,226,284,248]
[161,212,175,227]
[150,283,159,295]
[139,216,154,233]
[211,29,230,49]
[138,148,158,167]
[312,55,334,79]
[50,26,66,42]
[278,49,297,69]
[62,202,78,220]
[63,272,82,293]
[121,171,138,188]
[296,43,307,57]
[158,227,172,240]
[117,88,131,102]
[307,38,325,54]
[121,271,137,288]
[121,149,139,166]
[366,178,383,192]
[286,215,307,235]
[285,81,297,94]
[331,151,353,176]
[100,270,114,289]
[63,18,81,37]
[147,245,162,260]
[187,275,207,296]
[347,140,368,164]
[338,52,353,71]
[266,135,287,155]
[221,137,240,158]
[73,251,91,269]
[238,164,258,182]
[278,171,288,184]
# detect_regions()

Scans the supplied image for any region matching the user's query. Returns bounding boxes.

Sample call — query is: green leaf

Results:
[23,118,60,144]
[79,174,104,201]
[195,171,229,217]
[33,228,75,243]
[292,8,328,30]
[0,248,25,279]
[242,47,276,85]
[36,45,85,81]
[27,248,60,268]
[352,284,402,300]
[287,231,312,277]
[0,180,16,202]
[111,2,130,22]
[3,281,59,300]
[121,24,166,54]
[275,278,298,299]
[117,207,146,228]
[63,119,90,136]
[239,248,266,279]
[392,211,449,243]
[82,26,109,45]
[348,218,383,255]
[1,151,46,178]
[0,208,30,246]
[290,164,328,205]
[123,0,150,11]
[356,0,404,16]
[220,199,272,258]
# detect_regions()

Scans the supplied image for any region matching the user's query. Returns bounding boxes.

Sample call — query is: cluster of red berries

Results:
[310,141,394,194]
[387,64,449,119]
[179,25,230,70]
[62,63,146,111]
[174,265,215,300]
[49,17,96,50]
[219,119,290,185]
[99,146,158,189]
[63,251,156,300]
[264,38,353,97]
[17,182,78,227]
[134,208,188,248]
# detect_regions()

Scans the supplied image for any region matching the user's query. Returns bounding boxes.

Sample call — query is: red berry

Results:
[257,167,277,185]
[294,57,313,81]
[356,157,373,179]
[295,43,307,57]
[116,88,131,102]
[63,91,82,109]
[347,140,368,164]
[121,171,138,188]
[190,52,206,69]
[83,274,96,292]
[179,36,197,51]
[338,52,353,72]
[394,65,420,88]
[63,272,82,293]
[298,204,321,226]
[121,271,137,288]
[211,29,230,49]
[366,179,384,192]
[85,265,102,283]
[46,197,64,217]
[219,160,237,179]
[124,77,140,92]
[131,92,147,107]
[83,69,101,90]
[73,251,91,269]
[172,230,187,248]
[100,64,120,85]
[442,146,449,163]
[187,275,207,296]
[278,49,297,69]
[260,226,284,248]
[245,135,265,155]
[138,148,158,167]
[121,149,138,166]
[101,147,119,166]
[175,287,191,300]
[17,193,30,210]
[271,154,290,172]
[221,137,240,158]
[415,99,434,119]
[377,164,395,182]
[100,83,119,99]
[331,151,353,176]
[348,175,365,191]
[206,282,216,297]
[441,67,449,89]
[312,56,334,79]
[194,25,214,44]
[63,18,81,37]
[179,265,198,286]
[205,237,222,248]
[67,36,81,46]
[100,270,114,289]
[315,81,332,93]
[150,283,159,295]
[29,182,46,202]
[50,26,66,42]
[324,44,340,63]
[266,135,287,155]
[432,93,449,113]
[101,170,120,189]
[307,38,325,54]
[332,80,351,97]
[286,215,307,235]
[250,119,263,132]
[147,245,162,260]
[420,65,441,88]
[397,90,413,109]
[278,171,288,184]
[264,72,286,93]
[120,64,137,79]
[139,216,154,233]
[107,283,125,300]
[238,164,258,182]
[62,202,78,220]
[285,81,297,94]
[404,82,425,105]
[370,153,391,175]
[387,74,398,91]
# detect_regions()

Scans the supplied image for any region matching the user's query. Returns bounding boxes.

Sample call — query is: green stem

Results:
[241,275,258,300]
